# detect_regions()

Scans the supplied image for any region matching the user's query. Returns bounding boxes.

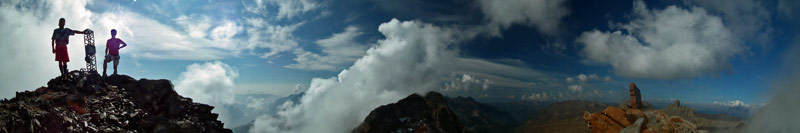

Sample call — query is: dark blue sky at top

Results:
[80,0,797,105]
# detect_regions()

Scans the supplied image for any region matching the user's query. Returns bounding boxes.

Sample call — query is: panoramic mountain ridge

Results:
[352,91,464,133]
[0,71,231,132]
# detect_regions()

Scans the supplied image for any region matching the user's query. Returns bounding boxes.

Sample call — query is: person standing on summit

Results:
[52,18,88,75]
[103,29,128,77]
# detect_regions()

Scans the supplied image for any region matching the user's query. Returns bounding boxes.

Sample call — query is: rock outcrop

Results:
[629,83,642,110]
[516,100,608,133]
[0,71,231,133]
[583,83,702,133]
[352,92,464,133]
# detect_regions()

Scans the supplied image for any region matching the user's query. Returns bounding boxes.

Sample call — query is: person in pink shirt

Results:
[103,29,127,77]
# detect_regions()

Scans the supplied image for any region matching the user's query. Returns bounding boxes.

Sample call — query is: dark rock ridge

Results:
[0,71,232,133]
[352,91,464,133]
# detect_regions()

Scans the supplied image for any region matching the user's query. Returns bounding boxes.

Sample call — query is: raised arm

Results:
[74,29,86,34]
[120,40,128,49]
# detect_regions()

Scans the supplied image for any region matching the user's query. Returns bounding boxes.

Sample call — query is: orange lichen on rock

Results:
[584,82,699,133]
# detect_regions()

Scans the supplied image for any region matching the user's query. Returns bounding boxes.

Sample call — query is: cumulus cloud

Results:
[683,0,773,47]
[0,0,93,99]
[285,26,368,71]
[568,85,583,92]
[250,18,468,133]
[476,0,569,36]
[174,61,239,127]
[576,1,742,79]
[175,61,239,105]
[444,74,494,92]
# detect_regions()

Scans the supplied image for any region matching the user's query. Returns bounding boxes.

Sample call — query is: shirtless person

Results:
[52,18,87,75]
[103,29,127,77]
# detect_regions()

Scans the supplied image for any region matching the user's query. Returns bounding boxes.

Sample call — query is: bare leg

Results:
[58,62,67,75]
[103,59,108,77]
[113,59,119,75]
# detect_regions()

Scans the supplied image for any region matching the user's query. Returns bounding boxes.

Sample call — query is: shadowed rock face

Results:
[0,71,232,133]
[352,91,464,133]
[629,83,642,110]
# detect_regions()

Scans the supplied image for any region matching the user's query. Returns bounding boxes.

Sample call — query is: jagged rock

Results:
[352,91,464,133]
[0,71,231,133]
[584,82,701,133]
[629,83,642,110]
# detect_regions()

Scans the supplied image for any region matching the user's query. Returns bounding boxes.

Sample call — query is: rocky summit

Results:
[583,83,702,133]
[352,91,464,133]
[0,71,231,133]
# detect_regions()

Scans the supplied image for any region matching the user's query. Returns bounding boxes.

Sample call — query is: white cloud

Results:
[94,11,240,60]
[174,15,212,38]
[577,74,588,82]
[712,100,756,108]
[568,84,583,92]
[175,61,239,105]
[244,17,303,59]
[521,92,549,101]
[292,84,304,93]
[477,0,569,36]
[444,74,494,92]
[247,0,321,20]
[576,1,742,79]
[250,18,562,132]
[285,26,368,71]
[0,0,93,99]
[174,61,239,127]
[567,73,607,83]
[251,19,465,133]
[683,0,773,47]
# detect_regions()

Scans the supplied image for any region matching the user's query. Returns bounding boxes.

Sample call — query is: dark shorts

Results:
[55,45,69,62]
[105,54,120,62]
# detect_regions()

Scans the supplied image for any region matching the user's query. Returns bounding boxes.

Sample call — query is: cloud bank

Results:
[477,0,569,36]
[174,61,239,126]
[576,1,742,79]
[744,36,800,132]
[286,26,368,71]
[0,0,92,99]
[250,18,467,133]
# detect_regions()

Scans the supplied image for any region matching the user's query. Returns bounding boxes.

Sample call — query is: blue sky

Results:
[1,0,799,131]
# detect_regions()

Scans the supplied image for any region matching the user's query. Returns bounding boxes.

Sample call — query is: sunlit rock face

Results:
[583,83,700,133]
[0,71,231,133]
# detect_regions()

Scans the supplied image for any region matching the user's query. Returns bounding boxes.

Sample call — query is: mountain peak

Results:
[0,71,232,132]
[352,91,464,133]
